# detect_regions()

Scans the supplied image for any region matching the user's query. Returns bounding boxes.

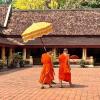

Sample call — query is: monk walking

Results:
[59,48,72,88]
[39,49,55,89]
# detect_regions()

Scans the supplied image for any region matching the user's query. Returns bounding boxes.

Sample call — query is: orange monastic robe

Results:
[39,53,54,84]
[59,54,71,82]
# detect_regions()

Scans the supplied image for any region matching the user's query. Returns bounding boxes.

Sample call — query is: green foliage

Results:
[80,0,100,8]
[48,0,59,9]
[0,0,4,4]
[0,60,4,69]
[60,0,100,9]
[0,0,12,4]
[80,1,89,7]
[14,52,22,61]
[79,59,86,68]
[58,0,66,9]
[79,59,89,68]
[88,0,100,8]
[0,0,2,4]
[63,0,82,9]
[12,0,100,9]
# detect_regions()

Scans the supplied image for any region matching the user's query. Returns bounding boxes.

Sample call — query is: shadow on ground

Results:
[69,84,88,88]
[51,83,88,89]
[0,67,32,76]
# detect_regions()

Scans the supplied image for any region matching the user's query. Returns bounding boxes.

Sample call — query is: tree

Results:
[0,0,3,4]
[80,0,100,8]
[12,0,100,10]
[12,0,46,10]
[88,0,100,8]
[58,0,66,9]
[64,0,81,9]
[12,0,60,10]
[0,0,12,4]
[47,0,59,9]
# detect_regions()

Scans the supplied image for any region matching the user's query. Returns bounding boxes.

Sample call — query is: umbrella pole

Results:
[40,37,47,52]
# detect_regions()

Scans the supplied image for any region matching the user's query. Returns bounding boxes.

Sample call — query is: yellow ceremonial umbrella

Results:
[21,22,53,51]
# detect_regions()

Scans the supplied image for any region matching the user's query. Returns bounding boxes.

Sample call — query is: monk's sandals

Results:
[41,86,45,89]
[51,81,56,84]
[49,85,52,88]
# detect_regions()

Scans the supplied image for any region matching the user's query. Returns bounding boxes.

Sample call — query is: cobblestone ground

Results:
[0,67,100,100]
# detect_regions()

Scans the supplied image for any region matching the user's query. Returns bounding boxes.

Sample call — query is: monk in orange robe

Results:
[39,49,55,89]
[59,48,72,88]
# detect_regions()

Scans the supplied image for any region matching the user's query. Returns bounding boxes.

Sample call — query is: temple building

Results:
[0,5,100,66]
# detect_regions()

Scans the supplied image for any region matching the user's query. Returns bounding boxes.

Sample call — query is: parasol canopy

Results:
[21,22,53,43]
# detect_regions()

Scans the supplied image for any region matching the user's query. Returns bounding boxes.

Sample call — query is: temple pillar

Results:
[1,47,6,64]
[9,48,13,64]
[26,49,33,64]
[23,48,26,60]
[52,48,57,62]
[82,48,87,60]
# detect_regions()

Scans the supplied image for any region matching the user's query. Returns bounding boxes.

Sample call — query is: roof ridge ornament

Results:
[4,4,11,27]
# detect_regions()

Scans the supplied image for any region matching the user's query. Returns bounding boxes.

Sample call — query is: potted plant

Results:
[8,52,23,68]
[14,52,25,68]
[0,61,4,70]
[19,59,25,68]
[79,59,87,68]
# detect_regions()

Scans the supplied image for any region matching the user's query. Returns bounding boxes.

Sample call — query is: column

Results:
[30,56,33,65]
[1,47,6,64]
[9,48,13,64]
[82,48,87,60]
[23,48,26,60]
[90,56,94,65]
[26,49,31,64]
[53,48,57,62]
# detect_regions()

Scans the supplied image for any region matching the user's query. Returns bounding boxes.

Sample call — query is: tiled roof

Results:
[1,36,100,47]
[0,37,17,45]
[2,9,100,36]
[0,5,8,27]
[9,36,100,48]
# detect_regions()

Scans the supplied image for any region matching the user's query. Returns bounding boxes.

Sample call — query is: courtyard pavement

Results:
[0,67,100,100]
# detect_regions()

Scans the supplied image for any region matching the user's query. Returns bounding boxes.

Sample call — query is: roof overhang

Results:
[10,36,100,48]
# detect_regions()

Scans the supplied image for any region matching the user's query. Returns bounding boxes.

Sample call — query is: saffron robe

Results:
[39,53,54,84]
[59,54,71,82]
